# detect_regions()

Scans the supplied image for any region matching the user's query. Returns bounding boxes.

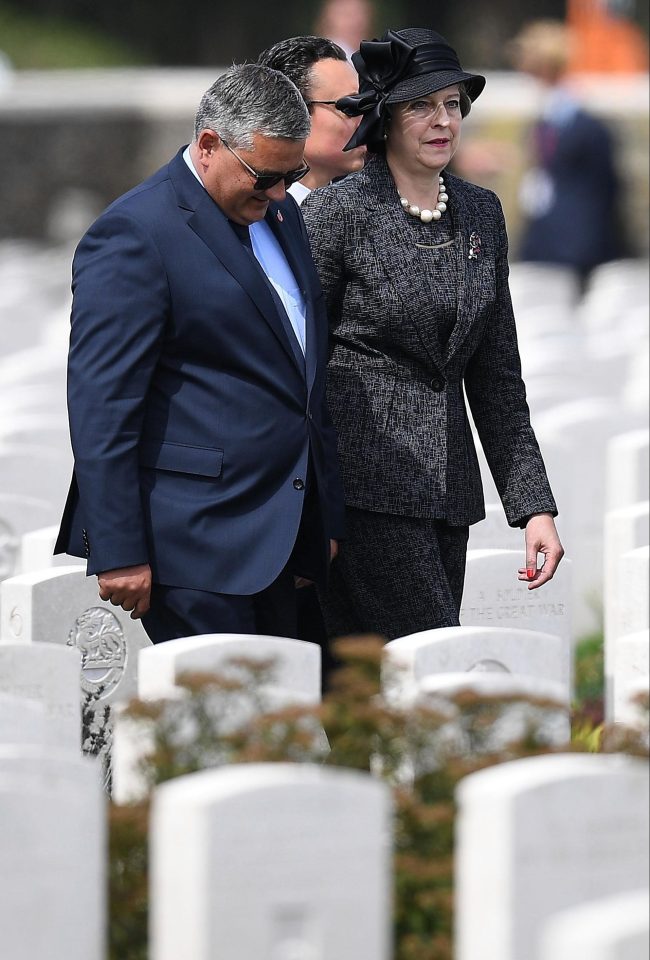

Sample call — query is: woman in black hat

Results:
[301,28,564,642]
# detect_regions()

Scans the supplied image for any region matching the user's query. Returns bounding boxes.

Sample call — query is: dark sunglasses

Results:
[221,138,310,191]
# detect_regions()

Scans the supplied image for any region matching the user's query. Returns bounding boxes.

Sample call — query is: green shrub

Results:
[0,3,144,69]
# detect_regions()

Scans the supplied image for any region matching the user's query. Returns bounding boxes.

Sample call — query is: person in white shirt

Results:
[258,36,366,204]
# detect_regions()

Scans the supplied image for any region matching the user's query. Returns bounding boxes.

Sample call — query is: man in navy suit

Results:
[55,63,345,644]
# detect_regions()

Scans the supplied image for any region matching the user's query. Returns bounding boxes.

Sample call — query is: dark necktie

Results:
[229,221,252,250]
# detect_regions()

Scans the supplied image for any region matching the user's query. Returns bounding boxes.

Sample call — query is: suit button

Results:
[293,478,305,491]
[430,377,445,391]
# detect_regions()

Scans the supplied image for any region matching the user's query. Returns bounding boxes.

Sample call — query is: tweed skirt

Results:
[321,508,469,643]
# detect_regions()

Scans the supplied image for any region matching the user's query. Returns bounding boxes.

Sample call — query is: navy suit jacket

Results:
[55,148,345,594]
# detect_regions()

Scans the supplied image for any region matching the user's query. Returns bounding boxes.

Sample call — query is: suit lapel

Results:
[443,176,492,365]
[169,151,304,373]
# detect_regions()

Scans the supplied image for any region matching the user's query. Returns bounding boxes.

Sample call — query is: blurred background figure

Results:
[511,19,627,282]
[314,0,375,59]
[258,36,365,201]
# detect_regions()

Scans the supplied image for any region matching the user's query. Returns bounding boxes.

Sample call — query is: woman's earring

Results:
[383,132,389,141]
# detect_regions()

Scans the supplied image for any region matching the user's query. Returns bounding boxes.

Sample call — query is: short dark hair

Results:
[258,35,348,102]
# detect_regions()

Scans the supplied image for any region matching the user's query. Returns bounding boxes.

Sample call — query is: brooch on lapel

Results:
[468,231,482,260]
[276,210,284,223]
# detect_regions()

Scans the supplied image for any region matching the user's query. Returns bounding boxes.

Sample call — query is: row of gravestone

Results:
[1,427,646,642]
[0,547,647,753]
[1,726,648,959]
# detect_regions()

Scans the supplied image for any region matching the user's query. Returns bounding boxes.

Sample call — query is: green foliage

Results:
[0,3,145,69]
[108,636,648,960]
[573,630,605,726]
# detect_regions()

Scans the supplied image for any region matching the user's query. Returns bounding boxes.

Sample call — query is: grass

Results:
[0,3,145,69]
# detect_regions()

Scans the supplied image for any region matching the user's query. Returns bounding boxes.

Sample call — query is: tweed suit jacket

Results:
[301,155,557,528]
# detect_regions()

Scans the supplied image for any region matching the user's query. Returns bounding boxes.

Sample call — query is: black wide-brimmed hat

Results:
[338,27,486,150]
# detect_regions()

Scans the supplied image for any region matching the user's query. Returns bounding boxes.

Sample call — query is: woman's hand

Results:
[518,513,564,590]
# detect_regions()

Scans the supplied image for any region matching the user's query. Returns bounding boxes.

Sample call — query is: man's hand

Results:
[98,563,152,619]
[518,514,565,590]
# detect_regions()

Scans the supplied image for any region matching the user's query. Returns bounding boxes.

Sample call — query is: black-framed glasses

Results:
[221,138,310,191]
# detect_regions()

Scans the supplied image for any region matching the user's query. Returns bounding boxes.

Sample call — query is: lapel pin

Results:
[276,210,284,223]
[468,231,482,260]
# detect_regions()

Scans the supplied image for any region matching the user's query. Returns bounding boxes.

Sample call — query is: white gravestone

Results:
[0,493,58,584]
[150,764,392,960]
[609,547,650,673]
[540,889,650,960]
[138,633,321,702]
[113,634,323,805]
[606,430,650,512]
[467,504,523,552]
[19,524,75,573]
[0,643,82,749]
[0,746,105,960]
[383,626,570,703]
[0,694,49,746]
[415,673,571,751]
[535,398,644,636]
[460,550,573,644]
[456,754,649,960]
[613,629,650,725]
[603,501,649,710]
[0,567,152,773]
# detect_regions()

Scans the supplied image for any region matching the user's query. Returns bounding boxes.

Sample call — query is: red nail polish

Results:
[527,567,535,579]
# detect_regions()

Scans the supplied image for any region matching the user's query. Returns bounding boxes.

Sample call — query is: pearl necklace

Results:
[399,175,448,223]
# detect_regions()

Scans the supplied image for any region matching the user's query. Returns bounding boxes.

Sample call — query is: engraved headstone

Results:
[611,546,650,648]
[460,550,573,643]
[456,754,649,960]
[384,626,570,703]
[150,764,392,960]
[612,629,650,725]
[0,567,152,776]
[606,430,650,512]
[0,745,105,960]
[0,643,81,749]
[540,890,650,960]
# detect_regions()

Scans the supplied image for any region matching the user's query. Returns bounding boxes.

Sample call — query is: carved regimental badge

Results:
[67,607,127,699]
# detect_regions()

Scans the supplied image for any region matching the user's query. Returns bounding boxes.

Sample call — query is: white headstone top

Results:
[138,633,321,704]
[540,889,650,960]
[150,764,392,960]
[455,753,649,960]
[384,626,570,702]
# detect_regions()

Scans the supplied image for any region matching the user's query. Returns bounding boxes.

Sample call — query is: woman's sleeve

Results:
[464,197,558,528]
[300,189,348,330]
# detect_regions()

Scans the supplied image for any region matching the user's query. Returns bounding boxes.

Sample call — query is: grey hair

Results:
[193,63,310,149]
